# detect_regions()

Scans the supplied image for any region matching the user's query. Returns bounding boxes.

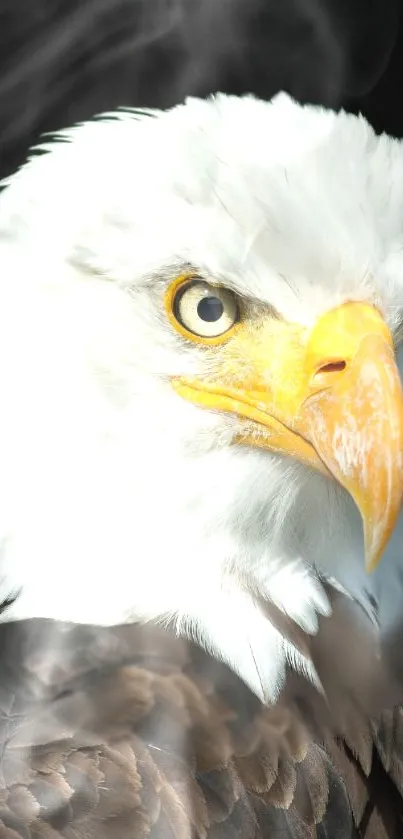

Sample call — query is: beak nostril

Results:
[317,360,347,375]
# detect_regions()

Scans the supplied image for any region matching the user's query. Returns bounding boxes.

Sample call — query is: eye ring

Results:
[165,275,240,345]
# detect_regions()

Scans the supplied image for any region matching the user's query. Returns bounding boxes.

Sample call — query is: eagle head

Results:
[0,92,402,701]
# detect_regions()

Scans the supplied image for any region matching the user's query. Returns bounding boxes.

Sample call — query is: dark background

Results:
[0,0,402,181]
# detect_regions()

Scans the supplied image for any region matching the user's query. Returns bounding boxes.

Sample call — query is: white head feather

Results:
[0,92,402,701]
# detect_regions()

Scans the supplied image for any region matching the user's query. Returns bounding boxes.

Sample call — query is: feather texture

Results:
[0,611,401,838]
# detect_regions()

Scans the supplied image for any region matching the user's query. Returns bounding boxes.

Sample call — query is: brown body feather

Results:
[0,603,401,839]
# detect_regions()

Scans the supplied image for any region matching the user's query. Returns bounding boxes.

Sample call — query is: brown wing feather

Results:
[0,613,401,839]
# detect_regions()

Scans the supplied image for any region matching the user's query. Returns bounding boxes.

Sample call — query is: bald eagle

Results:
[0,92,402,836]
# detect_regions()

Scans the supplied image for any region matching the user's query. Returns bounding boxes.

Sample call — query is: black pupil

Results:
[197,295,224,322]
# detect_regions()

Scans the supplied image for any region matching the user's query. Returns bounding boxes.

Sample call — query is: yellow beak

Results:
[173,302,403,571]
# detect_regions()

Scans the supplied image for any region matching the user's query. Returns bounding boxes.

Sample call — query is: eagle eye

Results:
[166,277,240,343]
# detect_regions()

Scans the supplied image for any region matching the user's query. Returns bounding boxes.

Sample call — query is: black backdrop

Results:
[0,0,402,180]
